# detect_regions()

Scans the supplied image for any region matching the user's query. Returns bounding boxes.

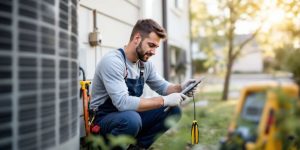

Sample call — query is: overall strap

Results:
[118,48,128,80]
[138,61,144,78]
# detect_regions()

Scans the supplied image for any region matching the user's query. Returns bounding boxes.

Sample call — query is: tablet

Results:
[181,77,205,95]
[164,77,205,112]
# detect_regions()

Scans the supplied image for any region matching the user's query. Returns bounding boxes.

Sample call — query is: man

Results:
[90,19,195,149]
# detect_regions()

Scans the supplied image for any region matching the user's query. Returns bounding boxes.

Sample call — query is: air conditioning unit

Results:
[0,0,79,149]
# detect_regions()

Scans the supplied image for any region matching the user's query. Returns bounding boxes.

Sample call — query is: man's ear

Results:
[134,33,142,45]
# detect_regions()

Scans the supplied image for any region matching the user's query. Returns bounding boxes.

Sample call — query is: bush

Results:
[192,59,208,74]
[283,48,300,89]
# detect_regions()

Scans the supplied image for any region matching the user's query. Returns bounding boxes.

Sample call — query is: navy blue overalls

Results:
[94,48,181,148]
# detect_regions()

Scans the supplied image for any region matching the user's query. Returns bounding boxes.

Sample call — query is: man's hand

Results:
[186,88,197,97]
[181,79,197,97]
[162,93,188,107]
[181,79,196,90]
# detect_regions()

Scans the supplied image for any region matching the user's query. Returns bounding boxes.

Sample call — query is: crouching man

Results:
[90,19,195,149]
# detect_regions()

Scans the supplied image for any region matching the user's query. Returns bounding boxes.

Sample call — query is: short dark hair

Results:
[130,19,167,41]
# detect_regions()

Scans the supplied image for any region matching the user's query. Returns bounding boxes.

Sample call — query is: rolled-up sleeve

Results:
[100,57,140,111]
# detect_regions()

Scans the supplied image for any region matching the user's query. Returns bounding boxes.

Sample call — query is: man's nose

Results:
[149,49,156,55]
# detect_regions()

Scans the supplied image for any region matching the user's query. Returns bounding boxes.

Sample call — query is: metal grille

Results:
[0,1,13,149]
[0,0,78,149]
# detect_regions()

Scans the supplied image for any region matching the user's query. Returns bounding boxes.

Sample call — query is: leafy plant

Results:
[274,88,300,150]
[284,49,300,89]
[85,134,136,150]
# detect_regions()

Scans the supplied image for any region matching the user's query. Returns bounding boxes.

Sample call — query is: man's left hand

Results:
[181,79,197,97]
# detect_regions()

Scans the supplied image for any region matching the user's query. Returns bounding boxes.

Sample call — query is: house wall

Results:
[232,38,263,73]
[167,0,190,50]
[78,0,140,80]
[167,0,192,82]
[232,48,263,73]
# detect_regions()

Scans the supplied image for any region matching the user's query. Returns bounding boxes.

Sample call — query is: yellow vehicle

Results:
[220,83,299,150]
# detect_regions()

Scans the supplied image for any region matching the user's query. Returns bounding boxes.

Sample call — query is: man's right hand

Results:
[162,93,188,107]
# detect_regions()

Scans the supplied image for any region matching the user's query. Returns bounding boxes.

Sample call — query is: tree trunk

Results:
[222,2,235,101]
[296,78,300,97]
[222,60,233,100]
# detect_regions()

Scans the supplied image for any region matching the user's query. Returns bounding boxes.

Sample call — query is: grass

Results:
[152,92,237,150]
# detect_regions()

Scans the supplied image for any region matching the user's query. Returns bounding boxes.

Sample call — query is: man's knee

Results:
[168,106,181,119]
[163,106,182,126]
[113,111,142,136]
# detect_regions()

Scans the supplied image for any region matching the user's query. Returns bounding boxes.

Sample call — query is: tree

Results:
[191,0,264,100]
[277,1,300,89]
[256,0,300,89]
[284,49,300,91]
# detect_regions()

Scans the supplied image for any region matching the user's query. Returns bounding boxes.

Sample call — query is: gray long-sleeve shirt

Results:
[90,49,170,111]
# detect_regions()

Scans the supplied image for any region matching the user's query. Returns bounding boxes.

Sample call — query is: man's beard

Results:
[136,42,147,62]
